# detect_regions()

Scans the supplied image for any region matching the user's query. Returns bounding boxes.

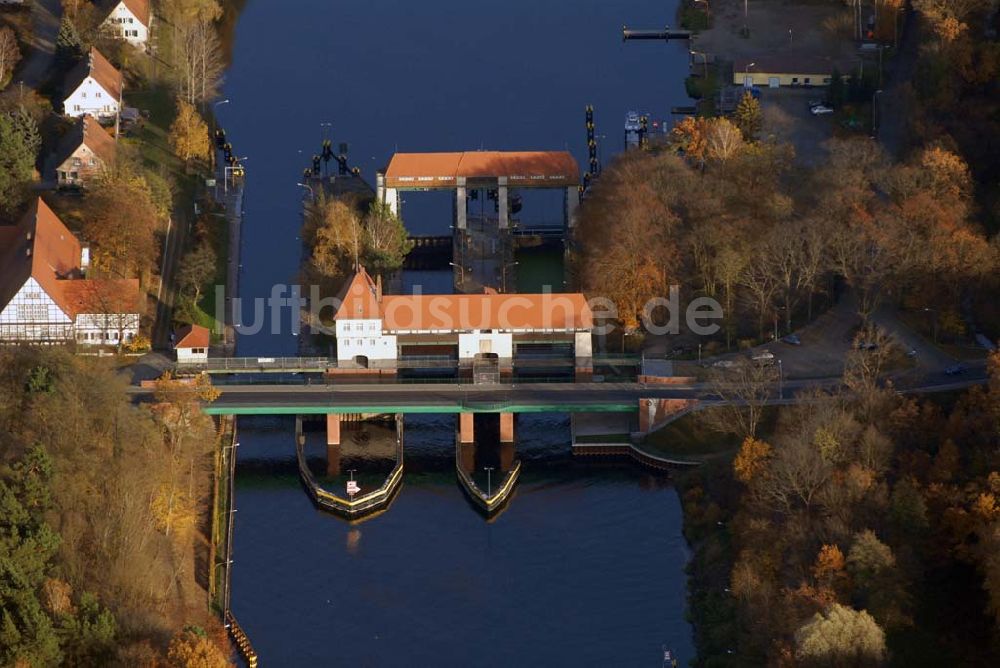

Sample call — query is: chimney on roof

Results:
[375,274,383,302]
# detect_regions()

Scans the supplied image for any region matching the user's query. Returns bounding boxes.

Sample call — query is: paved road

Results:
[127,371,989,414]
[876,12,922,158]
[15,0,61,90]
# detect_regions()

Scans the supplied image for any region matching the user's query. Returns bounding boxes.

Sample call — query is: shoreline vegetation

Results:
[1,0,248,664]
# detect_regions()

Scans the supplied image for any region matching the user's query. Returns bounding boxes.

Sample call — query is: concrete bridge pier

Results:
[326,442,341,477]
[459,413,475,444]
[459,441,476,474]
[326,414,342,476]
[326,414,341,445]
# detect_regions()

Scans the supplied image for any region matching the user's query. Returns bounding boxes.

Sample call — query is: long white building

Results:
[332,268,593,374]
[0,199,141,346]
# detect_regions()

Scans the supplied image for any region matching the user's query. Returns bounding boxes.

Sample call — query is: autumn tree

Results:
[734,91,763,140]
[575,152,679,329]
[669,116,709,167]
[362,200,413,278]
[169,98,212,163]
[178,236,217,305]
[705,117,744,163]
[303,193,364,285]
[166,624,230,668]
[707,360,777,439]
[0,26,20,89]
[734,436,772,484]
[149,373,219,540]
[795,604,887,667]
[83,173,160,279]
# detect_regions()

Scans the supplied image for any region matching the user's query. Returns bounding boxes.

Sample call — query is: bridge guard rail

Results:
[295,415,404,520]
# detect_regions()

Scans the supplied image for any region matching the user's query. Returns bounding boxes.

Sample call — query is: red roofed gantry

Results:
[384,151,579,189]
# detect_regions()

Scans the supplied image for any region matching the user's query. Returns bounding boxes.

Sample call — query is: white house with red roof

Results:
[331,267,594,372]
[173,324,210,364]
[62,48,122,120]
[0,199,141,345]
[101,0,152,50]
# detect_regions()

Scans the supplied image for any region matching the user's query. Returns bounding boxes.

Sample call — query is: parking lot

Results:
[758,87,835,167]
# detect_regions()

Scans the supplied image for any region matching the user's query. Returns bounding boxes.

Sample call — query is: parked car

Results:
[857,341,879,351]
[810,105,834,115]
[751,350,776,366]
[782,334,802,346]
[944,364,965,376]
[807,99,825,109]
[712,359,737,369]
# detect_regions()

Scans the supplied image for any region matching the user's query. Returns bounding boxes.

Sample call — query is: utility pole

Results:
[484,467,494,497]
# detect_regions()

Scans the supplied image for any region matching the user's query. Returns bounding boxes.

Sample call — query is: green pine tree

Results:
[56,17,82,66]
[0,108,39,211]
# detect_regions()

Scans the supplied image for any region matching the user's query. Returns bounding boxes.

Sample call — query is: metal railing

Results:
[294,415,405,519]
[225,611,258,668]
[455,449,522,515]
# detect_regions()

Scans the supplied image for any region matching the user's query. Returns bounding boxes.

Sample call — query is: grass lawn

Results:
[642,406,779,461]
[191,211,229,341]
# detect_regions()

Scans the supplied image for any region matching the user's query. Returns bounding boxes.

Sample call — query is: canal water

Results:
[219,0,695,663]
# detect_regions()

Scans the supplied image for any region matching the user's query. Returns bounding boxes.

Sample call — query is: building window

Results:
[804,77,811,84]
[791,77,799,83]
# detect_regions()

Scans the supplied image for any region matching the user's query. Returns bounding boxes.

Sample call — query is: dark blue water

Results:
[220,0,695,664]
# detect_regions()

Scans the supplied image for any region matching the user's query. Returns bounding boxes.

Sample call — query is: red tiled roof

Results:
[64,48,122,101]
[331,267,381,320]
[331,269,593,332]
[384,151,580,189]
[0,198,83,316]
[60,278,141,318]
[52,115,117,172]
[174,324,210,348]
[0,199,141,320]
[380,292,593,332]
[119,0,151,27]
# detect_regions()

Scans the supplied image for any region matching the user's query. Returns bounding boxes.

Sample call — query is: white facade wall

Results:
[0,278,74,342]
[104,4,149,48]
[458,331,513,360]
[335,318,397,362]
[64,79,119,119]
[176,347,208,364]
[75,312,140,346]
[574,331,593,358]
[57,143,107,187]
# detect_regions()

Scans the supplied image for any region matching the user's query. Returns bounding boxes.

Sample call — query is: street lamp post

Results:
[744,62,756,88]
[923,307,939,342]
[872,89,882,138]
[502,261,518,293]
[689,50,708,78]
[484,467,495,497]
[778,359,784,398]
[449,262,466,289]
[296,182,315,202]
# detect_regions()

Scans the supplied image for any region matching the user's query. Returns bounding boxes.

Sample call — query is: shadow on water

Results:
[222,0,695,662]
